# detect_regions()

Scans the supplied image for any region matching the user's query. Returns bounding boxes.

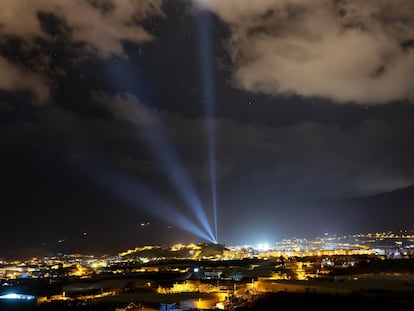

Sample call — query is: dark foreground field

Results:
[238,291,414,311]
[3,291,414,311]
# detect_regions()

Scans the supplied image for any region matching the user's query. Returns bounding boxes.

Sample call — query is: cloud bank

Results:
[0,0,162,103]
[94,92,414,197]
[198,0,414,104]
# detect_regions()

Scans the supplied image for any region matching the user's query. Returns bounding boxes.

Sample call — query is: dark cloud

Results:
[94,93,414,198]
[3,92,414,249]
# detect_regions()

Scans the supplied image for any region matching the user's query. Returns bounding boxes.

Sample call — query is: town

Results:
[2,231,414,310]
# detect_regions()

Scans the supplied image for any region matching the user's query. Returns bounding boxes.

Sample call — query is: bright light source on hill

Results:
[257,243,270,251]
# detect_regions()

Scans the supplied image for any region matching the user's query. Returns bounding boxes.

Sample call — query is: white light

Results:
[257,243,270,251]
[0,293,35,300]
[3,293,19,299]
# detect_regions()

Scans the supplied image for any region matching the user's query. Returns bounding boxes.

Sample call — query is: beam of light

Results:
[116,98,216,243]
[147,128,216,242]
[197,10,218,242]
[102,58,215,242]
[76,155,213,242]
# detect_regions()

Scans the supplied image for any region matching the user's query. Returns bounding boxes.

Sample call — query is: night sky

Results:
[2,0,414,256]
